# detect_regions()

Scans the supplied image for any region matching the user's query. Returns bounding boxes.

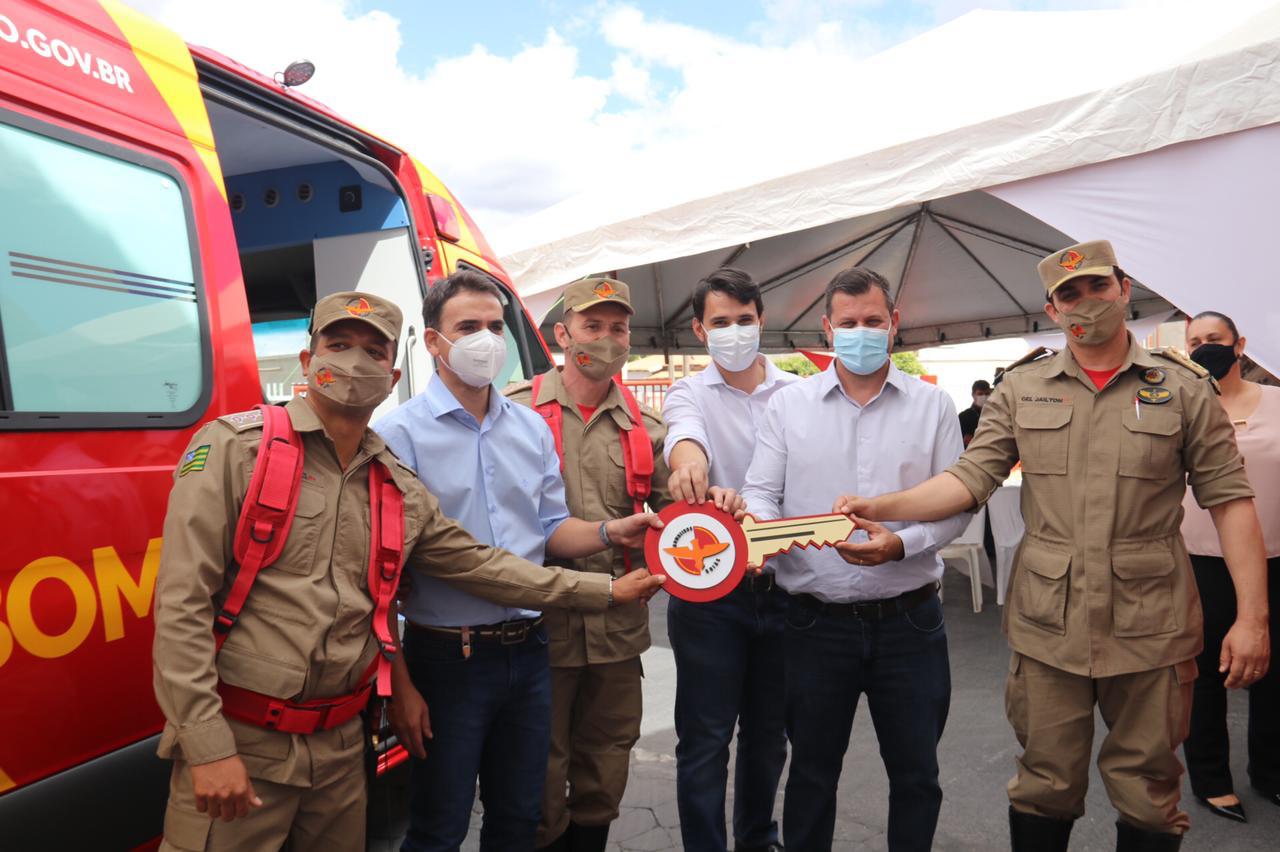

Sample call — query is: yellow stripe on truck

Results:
[100,0,226,198]
[411,157,483,255]
[0,765,14,793]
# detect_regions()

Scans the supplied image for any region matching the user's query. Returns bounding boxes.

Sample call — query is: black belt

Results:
[407,617,543,645]
[794,582,938,621]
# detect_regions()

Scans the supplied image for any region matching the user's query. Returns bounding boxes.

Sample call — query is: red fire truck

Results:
[0,1,551,846]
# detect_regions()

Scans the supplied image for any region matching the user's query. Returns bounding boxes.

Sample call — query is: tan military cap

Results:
[562,278,634,316]
[310,291,402,342]
[1038,240,1119,296]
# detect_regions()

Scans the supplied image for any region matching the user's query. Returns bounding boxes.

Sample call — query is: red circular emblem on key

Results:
[645,503,749,602]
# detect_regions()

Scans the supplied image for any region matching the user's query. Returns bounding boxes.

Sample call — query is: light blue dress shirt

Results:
[742,363,967,602]
[374,378,570,627]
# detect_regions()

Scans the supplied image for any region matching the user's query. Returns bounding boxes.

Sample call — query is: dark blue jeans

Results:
[668,581,788,852]
[782,592,951,852]
[399,624,552,852]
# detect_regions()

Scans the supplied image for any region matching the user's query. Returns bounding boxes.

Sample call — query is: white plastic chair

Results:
[939,505,989,613]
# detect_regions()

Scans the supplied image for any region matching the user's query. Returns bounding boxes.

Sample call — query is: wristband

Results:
[599,520,613,547]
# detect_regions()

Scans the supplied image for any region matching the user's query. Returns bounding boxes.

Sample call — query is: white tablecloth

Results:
[987,479,1025,605]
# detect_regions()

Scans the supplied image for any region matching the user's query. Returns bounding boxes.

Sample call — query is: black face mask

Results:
[1190,342,1238,380]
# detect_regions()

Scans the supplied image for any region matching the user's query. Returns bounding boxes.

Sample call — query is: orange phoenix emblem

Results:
[344,297,373,317]
[315,367,336,387]
[593,281,617,299]
[575,352,593,367]
[1058,250,1085,271]
[664,527,731,577]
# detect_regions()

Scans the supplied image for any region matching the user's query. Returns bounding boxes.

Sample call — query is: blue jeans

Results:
[782,592,951,852]
[399,624,552,852]
[668,581,788,852]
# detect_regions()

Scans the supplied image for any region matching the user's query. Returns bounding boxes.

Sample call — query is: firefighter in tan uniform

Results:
[833,241,1271,851]
[152,291,663,852]
[508,279,733,852]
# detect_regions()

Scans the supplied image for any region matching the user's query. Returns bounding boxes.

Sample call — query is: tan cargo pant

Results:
[537,657,643,846]
[158,730,367,851]
[1005,651,1197,834]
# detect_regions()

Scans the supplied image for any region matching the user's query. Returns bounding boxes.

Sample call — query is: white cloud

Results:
[129,0,1264,248]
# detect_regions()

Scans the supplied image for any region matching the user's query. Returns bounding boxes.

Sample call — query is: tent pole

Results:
[782,217,910,331]
[758,212,918,298]
[892,206,928,309]
[661,242,750,328]
[929,211,1060,255]
[931,212,1027,314]
[654,262,672,365]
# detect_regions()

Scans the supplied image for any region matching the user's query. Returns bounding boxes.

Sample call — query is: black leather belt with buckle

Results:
[795,582,938,620]
[409,617,543,645]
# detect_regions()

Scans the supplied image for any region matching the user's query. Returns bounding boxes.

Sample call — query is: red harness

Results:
[532,374,653,567]
[213,404,405,735]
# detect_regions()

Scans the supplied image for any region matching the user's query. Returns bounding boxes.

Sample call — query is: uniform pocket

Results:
[1015,540,1071,634]
[605,440,630,511]
[606,601,648,633]
[1111,548,1177,636]
[274,483,327,575]
[162,805,212,851]
[1014,406,1072,474]
[217,642,307,699]
[1118,408,1181,479]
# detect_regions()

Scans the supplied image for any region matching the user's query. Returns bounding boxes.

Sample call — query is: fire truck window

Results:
[0,121,202,414]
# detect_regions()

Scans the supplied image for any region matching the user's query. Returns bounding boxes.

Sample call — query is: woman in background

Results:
[1180,310,1280,823]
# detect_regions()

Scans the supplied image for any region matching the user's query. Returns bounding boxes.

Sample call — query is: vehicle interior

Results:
[196,65,544,410]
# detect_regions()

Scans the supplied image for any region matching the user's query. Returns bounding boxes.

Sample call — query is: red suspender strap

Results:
[367,461,405,698]
[532,373,565,471]
[613,378,653,513]
[218,404,303,647]
[530,373,654,570]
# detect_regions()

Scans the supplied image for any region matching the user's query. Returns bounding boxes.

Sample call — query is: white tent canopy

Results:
[499,2,1280,371]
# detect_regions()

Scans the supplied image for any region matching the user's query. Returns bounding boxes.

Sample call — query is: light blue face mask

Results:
[833,327,891,375]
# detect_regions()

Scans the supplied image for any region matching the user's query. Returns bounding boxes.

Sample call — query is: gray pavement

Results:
[372,568,1278,850]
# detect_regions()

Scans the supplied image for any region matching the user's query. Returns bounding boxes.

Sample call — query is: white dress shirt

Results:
[742,363,967,603]
[662,355,798,490]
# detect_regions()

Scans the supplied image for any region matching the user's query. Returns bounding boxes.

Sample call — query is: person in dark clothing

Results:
[957,379,991,447]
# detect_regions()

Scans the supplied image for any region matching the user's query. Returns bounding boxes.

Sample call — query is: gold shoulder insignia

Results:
[994,347,1054,386]
[1152,347,1220,394]
[217,409,265,432]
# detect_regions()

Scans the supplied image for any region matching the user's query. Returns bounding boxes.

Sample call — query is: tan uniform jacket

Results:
[152,398,610,786]
[506,369,672,667]
[948,336,1254,678]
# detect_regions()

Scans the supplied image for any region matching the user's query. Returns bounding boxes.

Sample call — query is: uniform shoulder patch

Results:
[217,408,266,432]
[178,444,211,476]
[502,379,535,403]
[1152,347,1209,378]
[1151,348,1220,394]
[995,347,1054,385]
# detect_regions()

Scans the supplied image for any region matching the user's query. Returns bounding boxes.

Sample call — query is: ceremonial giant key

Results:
[644,503,856,602]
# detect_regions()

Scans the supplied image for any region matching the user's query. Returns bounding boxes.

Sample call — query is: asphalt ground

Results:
[372,568,1278,851]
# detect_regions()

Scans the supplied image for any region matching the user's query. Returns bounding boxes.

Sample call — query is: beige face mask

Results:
[1054,297,1126,346]
[307,347,394,410]
[566,335,629,381]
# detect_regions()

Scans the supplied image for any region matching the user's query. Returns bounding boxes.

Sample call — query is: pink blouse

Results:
[1181,384,1280,558]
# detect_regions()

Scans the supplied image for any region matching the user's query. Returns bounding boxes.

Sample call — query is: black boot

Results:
[566,821,610,852]
[1009,806,1074,852]
[1115,820,1182,851]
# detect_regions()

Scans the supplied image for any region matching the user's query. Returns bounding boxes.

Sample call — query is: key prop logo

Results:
[646,504,748,602]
